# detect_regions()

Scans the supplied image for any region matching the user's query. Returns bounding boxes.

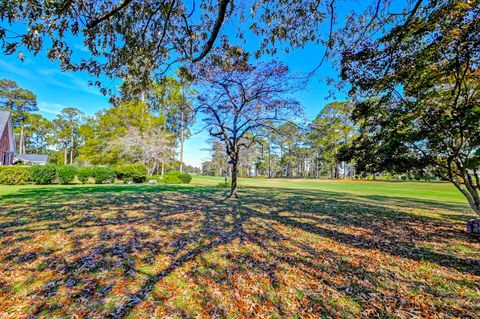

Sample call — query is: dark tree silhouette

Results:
[340,1,480,216]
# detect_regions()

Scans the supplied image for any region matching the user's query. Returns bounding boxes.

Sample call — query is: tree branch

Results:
[192,0,231,62]
[86,0,134,29]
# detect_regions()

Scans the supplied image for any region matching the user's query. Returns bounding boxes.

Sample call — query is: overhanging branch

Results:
[87,0,134,29]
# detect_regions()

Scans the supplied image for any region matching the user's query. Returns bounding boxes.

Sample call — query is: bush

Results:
[77,167,93,184]
[178,173,192,184]
[115,164,147,183]
[0,166,30,185]
[163,171,192,184]
[163,173,182,184]
[216,181,230,188]
[30,165,57,184]
[93,166,116,184]
[56,166,77,184]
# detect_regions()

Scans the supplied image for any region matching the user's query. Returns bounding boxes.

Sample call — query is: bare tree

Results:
[196,53,300,197]
[114,127,175,175]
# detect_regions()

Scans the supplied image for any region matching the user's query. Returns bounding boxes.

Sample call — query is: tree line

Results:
[0,77,199,175]
[201,101,358,180]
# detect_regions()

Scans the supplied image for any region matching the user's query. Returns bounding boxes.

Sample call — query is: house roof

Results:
[15,154,49,164]
[0,110,16,153]
[0,110,10,135]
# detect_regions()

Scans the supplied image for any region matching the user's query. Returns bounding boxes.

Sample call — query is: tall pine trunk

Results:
[268,145,272,178]
[70,128,74,165]
[19,126,25,154]
[179,110,184,173]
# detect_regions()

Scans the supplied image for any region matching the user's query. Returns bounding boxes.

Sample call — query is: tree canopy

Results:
[340,1,480,214]
[0,0,332,94]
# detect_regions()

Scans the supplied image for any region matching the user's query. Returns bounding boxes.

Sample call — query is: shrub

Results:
[56,166,77,184]
[115,164,147,183]
[77,167,93,184]
[0,166,30,185]
[163,173,182,184]
[216,181,230,188]
[178,173,192,184]
[93,166,116,184]
[163,171,192,184]
[30,165,57,184]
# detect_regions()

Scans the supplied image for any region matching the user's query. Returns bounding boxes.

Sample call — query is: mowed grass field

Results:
[0,176,479,318]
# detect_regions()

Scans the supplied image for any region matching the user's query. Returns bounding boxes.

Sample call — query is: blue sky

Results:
[0,5,350,167]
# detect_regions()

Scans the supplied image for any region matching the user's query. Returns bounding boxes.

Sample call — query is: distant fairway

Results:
[192,175,468,204]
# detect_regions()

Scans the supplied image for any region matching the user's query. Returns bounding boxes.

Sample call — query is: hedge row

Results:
[0,166,30,185]
[0,164,192,185]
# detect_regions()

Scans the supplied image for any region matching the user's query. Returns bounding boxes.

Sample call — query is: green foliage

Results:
[93,166,116,184]
[165,170,192,184]
[23,113,52,153]
[0,166,30,185]
[163,174,182,184]
[115,163,147,183]
[77,167,93,184]
[29,165,57,184]
[340,1,480,213]
[56,166,77,184]
[77,101,166,166]
[216,181,231,188]
[0,79,38,126]
[179,173,192,184]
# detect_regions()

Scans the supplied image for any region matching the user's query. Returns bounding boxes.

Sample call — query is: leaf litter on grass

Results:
[0,185,479,318]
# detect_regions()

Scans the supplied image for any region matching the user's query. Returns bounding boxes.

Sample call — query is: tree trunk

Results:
[179,109,184,173]
[150,161,157,176]
[64,148,68,165]
[268,146,272,178]
[229,153,239,198]
[335,162,340,179]
[19,126,25,154]
[70,128,74,165]
[452,179,480,216]
[161,162,165,176]
[343,162,347,179]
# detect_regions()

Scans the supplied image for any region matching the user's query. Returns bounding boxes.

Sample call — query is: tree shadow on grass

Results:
[0,184,479,318]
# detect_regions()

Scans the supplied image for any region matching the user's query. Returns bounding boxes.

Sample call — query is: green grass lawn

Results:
[0,177,479,318]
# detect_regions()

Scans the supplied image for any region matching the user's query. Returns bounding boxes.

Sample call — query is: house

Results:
[0,110,48,166]
[14,154,49,165]
[0,110,16,165]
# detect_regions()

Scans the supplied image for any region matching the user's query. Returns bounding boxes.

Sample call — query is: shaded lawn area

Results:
[0,180,479,318]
